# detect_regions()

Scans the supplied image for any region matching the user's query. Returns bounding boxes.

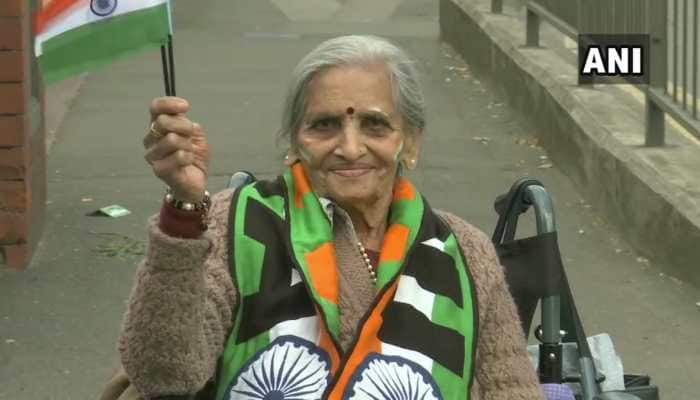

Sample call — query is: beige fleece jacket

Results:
[117,188,544,400]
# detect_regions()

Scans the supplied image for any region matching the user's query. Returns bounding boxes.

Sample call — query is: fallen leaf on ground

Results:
[445,66,468,72]
[514,137,540,146]
[669,276,683,285]
[472,136,491,144]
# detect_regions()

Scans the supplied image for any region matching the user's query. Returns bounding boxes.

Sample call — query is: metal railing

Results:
[647,0,700,145]
[490,0,700,146]
[526,0,578,46]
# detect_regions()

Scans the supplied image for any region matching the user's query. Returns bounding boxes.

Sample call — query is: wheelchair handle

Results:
[492,178,557,243]
[226,171,256,190]
[525,185,556,235]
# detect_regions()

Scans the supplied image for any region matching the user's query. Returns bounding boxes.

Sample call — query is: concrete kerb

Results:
[44,74,87,155]
[440,0,700,286]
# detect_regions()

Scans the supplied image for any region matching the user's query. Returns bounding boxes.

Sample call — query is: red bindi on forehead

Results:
[346,107,355,115]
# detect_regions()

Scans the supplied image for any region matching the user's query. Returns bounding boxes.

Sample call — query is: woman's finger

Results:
[152,114,195,139]
[150,149,195,179]
[142,122,165,149]
[149,96,189,121]
[144,133,194,165]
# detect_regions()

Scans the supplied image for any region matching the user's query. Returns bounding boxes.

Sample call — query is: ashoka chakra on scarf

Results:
[227,336,331,400]
[90,0,118,16]
[344,354,443,400]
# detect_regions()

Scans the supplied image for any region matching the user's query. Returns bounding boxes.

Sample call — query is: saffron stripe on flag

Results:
[35,0,84,34]
[38,4,170,84]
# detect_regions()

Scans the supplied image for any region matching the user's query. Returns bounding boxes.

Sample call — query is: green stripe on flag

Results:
[283,170,343,341]
[444,233,477,393]
[218,183,276,400]
[235,224,265,297]
[233,188,286,297]
[39,4,170,84]
[217,324,271,400]
[376,192,423,288]
[432,361,468,399]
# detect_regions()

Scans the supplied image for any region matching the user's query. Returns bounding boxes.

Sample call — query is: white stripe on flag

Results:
[269,316,320,345]
[421,238,445,252]
[166,0,173,35]
[394,275,435,320]
[36,0,168,56]
[381,342,434,374]
[290,269,302,286]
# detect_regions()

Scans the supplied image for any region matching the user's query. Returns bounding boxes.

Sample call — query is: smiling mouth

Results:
[331,168,373,178]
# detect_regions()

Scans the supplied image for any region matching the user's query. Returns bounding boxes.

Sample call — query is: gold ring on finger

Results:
[150,122,164,139]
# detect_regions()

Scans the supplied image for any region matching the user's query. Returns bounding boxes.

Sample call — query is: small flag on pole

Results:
[34,0,174,85]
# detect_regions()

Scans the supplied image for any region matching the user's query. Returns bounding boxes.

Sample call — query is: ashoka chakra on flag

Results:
[90,0,118,16]
[226,336,331,400]
[344,354,443,400]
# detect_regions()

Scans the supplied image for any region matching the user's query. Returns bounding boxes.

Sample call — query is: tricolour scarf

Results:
[216,163,478,400]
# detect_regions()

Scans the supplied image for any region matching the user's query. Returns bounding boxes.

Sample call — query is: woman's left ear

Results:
[402,131,423,170]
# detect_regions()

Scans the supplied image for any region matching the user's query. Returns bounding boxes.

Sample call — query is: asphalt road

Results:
[1,1,698,399]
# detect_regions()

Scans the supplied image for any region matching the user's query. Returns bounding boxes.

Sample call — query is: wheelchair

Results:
[225,172,660,400]
[492,178,659,400]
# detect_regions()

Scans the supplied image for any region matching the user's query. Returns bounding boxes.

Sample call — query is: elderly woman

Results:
[104,35,543,400]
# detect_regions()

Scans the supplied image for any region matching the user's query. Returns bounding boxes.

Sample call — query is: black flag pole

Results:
[160,0,176,97]
[167,34,176,96]
[160,44,171,96]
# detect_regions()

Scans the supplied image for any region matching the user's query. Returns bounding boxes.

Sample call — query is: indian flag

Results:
[35,0,173,84]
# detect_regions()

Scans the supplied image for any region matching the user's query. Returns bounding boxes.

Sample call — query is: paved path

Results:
[1,0,698,398]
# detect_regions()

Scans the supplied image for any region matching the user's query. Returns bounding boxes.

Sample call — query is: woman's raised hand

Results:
[143,97,210,202]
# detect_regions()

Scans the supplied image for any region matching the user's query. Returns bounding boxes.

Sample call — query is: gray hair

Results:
[279,35,426,143]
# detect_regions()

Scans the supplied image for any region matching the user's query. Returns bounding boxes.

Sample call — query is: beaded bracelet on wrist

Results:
[163,187,211,230]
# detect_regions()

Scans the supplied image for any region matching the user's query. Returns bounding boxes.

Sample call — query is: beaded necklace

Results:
[356,241,377,284]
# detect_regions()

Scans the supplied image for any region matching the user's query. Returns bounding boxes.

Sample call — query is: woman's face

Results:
[291,63,420,206]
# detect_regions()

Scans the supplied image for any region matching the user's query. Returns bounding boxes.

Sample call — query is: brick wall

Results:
[0,0,46,269]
